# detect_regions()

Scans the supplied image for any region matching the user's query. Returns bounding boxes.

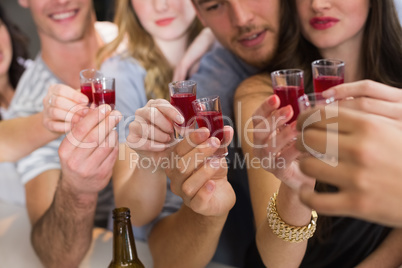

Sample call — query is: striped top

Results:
[7,21,118,224]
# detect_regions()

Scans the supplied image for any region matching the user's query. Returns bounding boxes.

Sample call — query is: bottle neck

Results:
[111,218,140,264]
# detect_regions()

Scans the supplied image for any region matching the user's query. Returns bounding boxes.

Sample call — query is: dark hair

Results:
[267,0,402,92]
[0,4,29,90]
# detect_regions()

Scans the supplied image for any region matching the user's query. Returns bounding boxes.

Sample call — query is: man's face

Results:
[19,0,94,43]
[193,0,280,68]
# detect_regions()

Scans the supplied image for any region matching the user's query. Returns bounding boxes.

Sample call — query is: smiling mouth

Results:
[50,10,78,21]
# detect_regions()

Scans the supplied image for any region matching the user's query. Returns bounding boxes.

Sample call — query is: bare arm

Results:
[0,112,59,162]
[234,74,314,267]
[29,171,98,268]
[148,129,236,268]
[28,105,120,267]
[112,144,167,227]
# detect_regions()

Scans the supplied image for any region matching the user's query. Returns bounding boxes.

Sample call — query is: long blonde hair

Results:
[97,0,203,100]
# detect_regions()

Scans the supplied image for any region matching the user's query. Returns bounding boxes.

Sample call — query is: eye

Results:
[206,3,221,11]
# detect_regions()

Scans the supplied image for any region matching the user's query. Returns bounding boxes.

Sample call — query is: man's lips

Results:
[49,9,78,21]
[238,30,267,48]
[310,17,339,30]
[156,18,175,26]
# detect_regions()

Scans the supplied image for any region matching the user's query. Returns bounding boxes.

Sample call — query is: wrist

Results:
[277,184,313,226]
[58,176,98,209]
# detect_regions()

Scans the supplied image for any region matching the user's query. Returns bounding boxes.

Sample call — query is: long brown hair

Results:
[267,0,402,92]
[97,0,203,100]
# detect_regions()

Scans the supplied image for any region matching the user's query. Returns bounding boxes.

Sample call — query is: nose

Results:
[230,1,254,27]
[153,0,169,12]
[311,0,331,13]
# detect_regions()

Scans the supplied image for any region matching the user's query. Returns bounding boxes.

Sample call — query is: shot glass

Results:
[93,77,116,110]
[298,92,337,161]
[169,80,197,139]
[192,95,228,158]
[80,69,104,106]
[312,59,345,93]
[271,69,305,124]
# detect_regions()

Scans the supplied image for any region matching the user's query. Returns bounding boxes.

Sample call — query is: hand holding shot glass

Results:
[169,80,197,139]
[192,96,228,158]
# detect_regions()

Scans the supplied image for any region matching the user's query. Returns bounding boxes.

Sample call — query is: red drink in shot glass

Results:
[271,69,305,124]
[93,77,116,110]
[79,69,104,106]
[169,80,197,140]
[312,59,345,93]
[192,96,227,158]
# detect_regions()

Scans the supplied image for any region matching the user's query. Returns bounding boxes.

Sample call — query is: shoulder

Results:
[101,54,146,77]
[234,73,272,102]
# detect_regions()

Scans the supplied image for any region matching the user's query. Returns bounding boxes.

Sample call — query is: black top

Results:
[300,215,391,267]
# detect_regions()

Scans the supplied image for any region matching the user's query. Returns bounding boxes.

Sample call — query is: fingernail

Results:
[322,89,335,98]
[100,104,111,114]
[268,95,277,106]
[209,158,221,169]
[176,114,184,124]
[208,137,220,148]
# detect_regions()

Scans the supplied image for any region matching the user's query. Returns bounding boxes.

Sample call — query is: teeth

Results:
[245,34,258,40]
[51,11,76,20]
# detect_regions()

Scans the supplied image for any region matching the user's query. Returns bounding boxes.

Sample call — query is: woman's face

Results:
[0,19,12,79]
[131,0,196,42]
[296,0,370,52]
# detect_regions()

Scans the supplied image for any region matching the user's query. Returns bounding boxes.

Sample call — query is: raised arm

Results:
[29,105,120,267]
[0,113,58,162]
[112,99,185,226]
[234,74,315,267]
[148,128,236,268]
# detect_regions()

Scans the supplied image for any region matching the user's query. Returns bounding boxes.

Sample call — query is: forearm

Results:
[257,184,313,267]
[113,146,167,226]
[0,112,59,162]
[148,205,227,268]
[31,178,98,268]
[356,228,402,268]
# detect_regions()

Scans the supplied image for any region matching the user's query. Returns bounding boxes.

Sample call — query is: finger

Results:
[296,127,340,156]
[220,126,234,147]
[91,129,119,169]
[175,128,211,157]
[65,105,113,152]
[176,138,222,178]
[188,180,216,214]
[147,99,185,125]
[339,98,402,120]
[323,80,402,102]
[129,120,172,144]
[299,186,351,216]
[298,156,353,189]
[51,84,89,104]
[252,95,281,126]
[296,105,365,134]
[181,158,226,202]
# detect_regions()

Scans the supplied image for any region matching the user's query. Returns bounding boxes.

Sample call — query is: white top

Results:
[1,22,118,210]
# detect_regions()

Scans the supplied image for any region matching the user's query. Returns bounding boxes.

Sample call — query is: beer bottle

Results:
[109,207,145,268]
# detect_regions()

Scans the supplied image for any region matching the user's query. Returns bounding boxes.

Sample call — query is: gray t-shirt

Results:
[146,44,263,267]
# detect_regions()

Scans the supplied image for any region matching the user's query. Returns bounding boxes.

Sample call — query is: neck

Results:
[0,75,15,109]
[154,34,189,68]
[40,21,102,89]
[319,36,364,83]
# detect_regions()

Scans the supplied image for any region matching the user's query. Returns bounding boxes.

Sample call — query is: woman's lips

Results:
[156,18,175,26]
[310,17,339,30]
